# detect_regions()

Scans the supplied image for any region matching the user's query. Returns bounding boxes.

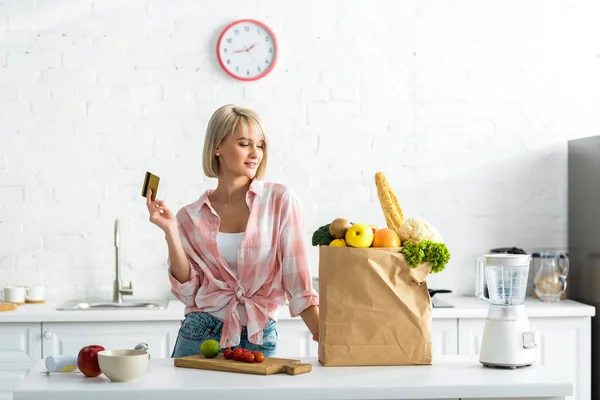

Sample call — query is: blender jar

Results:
[476,254,532,306]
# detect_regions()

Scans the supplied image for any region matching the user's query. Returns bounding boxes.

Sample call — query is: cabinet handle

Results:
[43,331,52,339]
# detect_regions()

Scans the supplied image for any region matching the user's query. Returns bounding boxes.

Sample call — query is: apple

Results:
[345,223,374,248]
[77,344,105,377]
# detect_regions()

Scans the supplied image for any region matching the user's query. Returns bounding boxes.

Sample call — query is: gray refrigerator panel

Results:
[568,136,600,302]
[568,135,600,400]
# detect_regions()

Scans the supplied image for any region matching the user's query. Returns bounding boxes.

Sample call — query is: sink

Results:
[56,220,168,312]
[57,300,168,311]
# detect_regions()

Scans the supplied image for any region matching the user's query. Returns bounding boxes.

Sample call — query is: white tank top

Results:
[216,232,244,276]
[211,232,247,326]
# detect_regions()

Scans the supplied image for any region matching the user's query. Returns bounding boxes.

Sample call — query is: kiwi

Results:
[329,218,352,239]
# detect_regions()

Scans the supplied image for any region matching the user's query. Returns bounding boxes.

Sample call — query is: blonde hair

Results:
[202,104,268,179]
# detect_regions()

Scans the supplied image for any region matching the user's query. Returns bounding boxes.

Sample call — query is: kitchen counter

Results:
[0,295,594,323]
[430,295,596,319]
[0,299,296,322]
[13,356,572,400]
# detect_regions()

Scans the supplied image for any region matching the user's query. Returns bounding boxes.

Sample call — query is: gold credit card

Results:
[141,171,160,201]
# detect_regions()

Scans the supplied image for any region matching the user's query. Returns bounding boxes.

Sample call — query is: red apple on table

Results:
[77,345,105,377]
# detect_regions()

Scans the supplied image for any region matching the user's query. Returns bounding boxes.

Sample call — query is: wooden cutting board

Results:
[0,302,17,312]
[174,354,312,375]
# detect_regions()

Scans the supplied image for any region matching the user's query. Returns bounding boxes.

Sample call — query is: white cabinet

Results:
[431,319,458,356]
[458,317,591,400]
[276,318,460,359]
[457,319,485,355]
[275,319,315,358]
[0,324,41,365]
[530,317,591,400]
[0,321,180,400]
[0,324,41,400]
[41,321,181,359]
[0,311,593,400]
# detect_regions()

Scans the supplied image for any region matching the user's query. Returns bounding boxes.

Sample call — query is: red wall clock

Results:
[216,19,278,81]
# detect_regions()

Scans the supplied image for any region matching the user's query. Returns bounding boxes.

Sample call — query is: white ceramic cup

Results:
[26,285,45,301]
[1,286,26,304]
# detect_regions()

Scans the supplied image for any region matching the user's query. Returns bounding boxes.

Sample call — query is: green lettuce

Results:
[402,240,451,273]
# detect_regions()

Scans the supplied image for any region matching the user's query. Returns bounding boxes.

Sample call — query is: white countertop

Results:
[0,295,594,323]
[0,299,189,323]
[0,299,297,323]
[13,356,572,400]
[430,295,596,319]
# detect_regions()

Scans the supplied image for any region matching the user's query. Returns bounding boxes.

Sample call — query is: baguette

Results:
[374,172,405,232]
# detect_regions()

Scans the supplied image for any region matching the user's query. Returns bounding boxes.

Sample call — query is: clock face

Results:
[217,19,278,81]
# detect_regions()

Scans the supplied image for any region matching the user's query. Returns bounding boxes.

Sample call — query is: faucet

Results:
[113,219,133,303]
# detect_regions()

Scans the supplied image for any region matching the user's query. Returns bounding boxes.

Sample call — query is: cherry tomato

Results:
[233,348,244,361]
[224,349,234,360]
[254,352,265,363]
[241,348,251,354]
[245,353,255,363]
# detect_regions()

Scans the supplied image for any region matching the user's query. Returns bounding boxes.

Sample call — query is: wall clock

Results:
[216,19,278,81]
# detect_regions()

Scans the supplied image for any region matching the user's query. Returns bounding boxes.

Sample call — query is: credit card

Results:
[141,171,160,201]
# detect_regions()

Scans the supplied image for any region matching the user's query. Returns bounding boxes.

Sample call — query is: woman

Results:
[145,104,319,358]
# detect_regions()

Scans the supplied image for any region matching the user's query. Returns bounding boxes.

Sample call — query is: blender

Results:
[475,254,537,368]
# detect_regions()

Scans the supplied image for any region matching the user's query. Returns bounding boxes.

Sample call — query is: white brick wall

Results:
[1,0,600,302]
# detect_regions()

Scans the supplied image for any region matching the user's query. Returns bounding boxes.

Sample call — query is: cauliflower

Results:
[397,217,444,245]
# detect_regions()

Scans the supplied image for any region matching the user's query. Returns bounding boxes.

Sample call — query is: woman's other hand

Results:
[146,189,177,234]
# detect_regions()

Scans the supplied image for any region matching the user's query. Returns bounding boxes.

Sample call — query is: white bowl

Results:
[98,349,149,382]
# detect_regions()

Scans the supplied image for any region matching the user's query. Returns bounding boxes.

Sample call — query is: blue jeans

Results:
[171,312,278,358]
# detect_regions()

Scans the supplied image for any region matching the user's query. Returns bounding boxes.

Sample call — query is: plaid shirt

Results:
[168,179,319,348]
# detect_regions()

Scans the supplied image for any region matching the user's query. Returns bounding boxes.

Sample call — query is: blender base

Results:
[481,361,534,369]
[479,304,537,368]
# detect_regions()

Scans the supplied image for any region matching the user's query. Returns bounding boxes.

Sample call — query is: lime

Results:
[200,339,220,358]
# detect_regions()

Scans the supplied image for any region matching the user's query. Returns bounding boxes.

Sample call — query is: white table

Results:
[13,356,572,400]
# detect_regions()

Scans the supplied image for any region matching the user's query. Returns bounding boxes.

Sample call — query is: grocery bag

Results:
[318,245,433,366]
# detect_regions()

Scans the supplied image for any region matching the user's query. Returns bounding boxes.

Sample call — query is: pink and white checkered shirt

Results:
[168,179,319,348]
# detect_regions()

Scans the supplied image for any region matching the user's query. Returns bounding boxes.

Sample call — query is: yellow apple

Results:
[329,239,347,247]
[345,223,374,248]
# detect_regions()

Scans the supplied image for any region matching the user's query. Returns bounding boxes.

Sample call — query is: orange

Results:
[371,228,401,248]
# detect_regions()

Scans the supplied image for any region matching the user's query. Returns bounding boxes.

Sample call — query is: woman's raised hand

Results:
[146,190,177,234]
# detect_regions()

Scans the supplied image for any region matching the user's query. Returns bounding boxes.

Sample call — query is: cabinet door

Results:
[432,319,458,356]
[41,321,181,359]
[0,323,41,400]
[530,317,590,400]
[458,318,485,355]
[458,316,591,400]
[275,319,313,358]
[0,323,42,364]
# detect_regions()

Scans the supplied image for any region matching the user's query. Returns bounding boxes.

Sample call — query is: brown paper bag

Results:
[318,245,433,366]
